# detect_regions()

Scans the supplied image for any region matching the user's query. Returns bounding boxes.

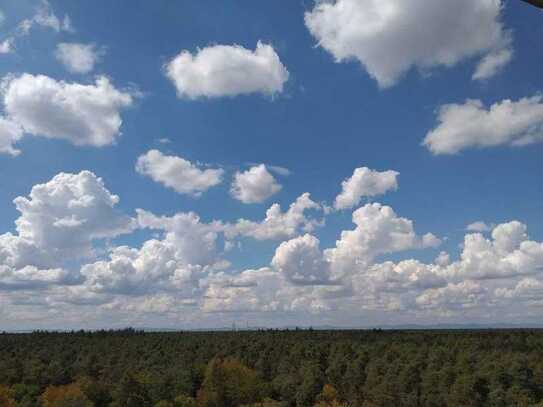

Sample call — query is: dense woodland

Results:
[1,329,543,406]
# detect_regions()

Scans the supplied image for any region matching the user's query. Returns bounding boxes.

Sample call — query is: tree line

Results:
[1,329,543,406]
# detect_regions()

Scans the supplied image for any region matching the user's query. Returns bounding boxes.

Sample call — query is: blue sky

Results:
[0,0,542,329]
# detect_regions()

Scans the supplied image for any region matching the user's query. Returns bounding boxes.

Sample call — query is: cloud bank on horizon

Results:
[0,0,542,329]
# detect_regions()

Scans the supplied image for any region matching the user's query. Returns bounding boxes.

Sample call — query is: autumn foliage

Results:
[41,383,92,406]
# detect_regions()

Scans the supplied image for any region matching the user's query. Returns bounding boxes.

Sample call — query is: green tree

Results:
[173,394,197,407]
[198,357,263,407]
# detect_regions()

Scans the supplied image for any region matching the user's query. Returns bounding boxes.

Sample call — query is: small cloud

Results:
[136,150,223,197]
[164,42,289,99]
[466,221,492,233]
[18,0,74,35]
[268,165,291,177]
[247,162,291,177]
[0,38,13,54]
[55,43,105,74]
[334,167,399,210]
[423,96,543,155]
[230,164,282,204]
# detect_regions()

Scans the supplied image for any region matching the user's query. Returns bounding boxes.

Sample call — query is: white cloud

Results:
[78,209,227,297]
[272,234,333,286]
[55,43,104,74]
[326,203,441,278]
[225,193,323,241]
[3,171,134,265]
[0,171,134,288]
[416,281,488,310]
[334,167,399,210]
[18,0,73,35]
[305,0,511,87]
[0,38,13,54]
[466,221,492,232]
[473,47,513,81]
[0,265,70,290]
[445,221,543,281]
[103,294,198,314]
[423,96,543,155]
[3,171,543,326]
[343,220,543,313]
[0,117,23,156]
[0,2,72,57]
[496,278,543,301]
[202,268,288,313]
[267,165,291,177]
[435,251,451,267]
[136,150,223,197]
[231,164,282,204]
[204,202,445,315]
[0,74,134,154]
[80,243,207,297]
[165,42,289,99]
[365,260,447,294]
[137,209,224,267]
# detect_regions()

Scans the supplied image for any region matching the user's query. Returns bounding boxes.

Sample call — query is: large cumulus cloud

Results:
[305,0,512,87]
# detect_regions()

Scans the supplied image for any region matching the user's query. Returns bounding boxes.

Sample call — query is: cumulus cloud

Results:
[203,203,445,315]
[423,96,543,155]
[334,167,399,210]
[305,0,511,87]
[445,221,543,281]
[55,43,105,74]
[136,150,223,197]
[435,251,451,267]
[346,220,543,313]
[137,209,224,267]
[416,281,488,310]
[326,203,441,278]
[0,74,134,154]
[165,42,289,99]
[0,171,134,288]
[231,164,282,204]
[203,268,287,313]
[225,193,323,241]
[78,209,228,298]
[272,234,333,286]
[3,171,543,326]
[0,265,70,290]
[496,278,543,301]
[364,260,447,294]
[81,243,207,297]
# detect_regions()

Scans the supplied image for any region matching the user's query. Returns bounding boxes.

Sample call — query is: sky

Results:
[0,0,542,330]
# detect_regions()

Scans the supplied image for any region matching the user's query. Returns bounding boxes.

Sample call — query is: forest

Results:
[1,329,543,406]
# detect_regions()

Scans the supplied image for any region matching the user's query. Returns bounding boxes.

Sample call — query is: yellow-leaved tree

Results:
[41,383,93,407]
